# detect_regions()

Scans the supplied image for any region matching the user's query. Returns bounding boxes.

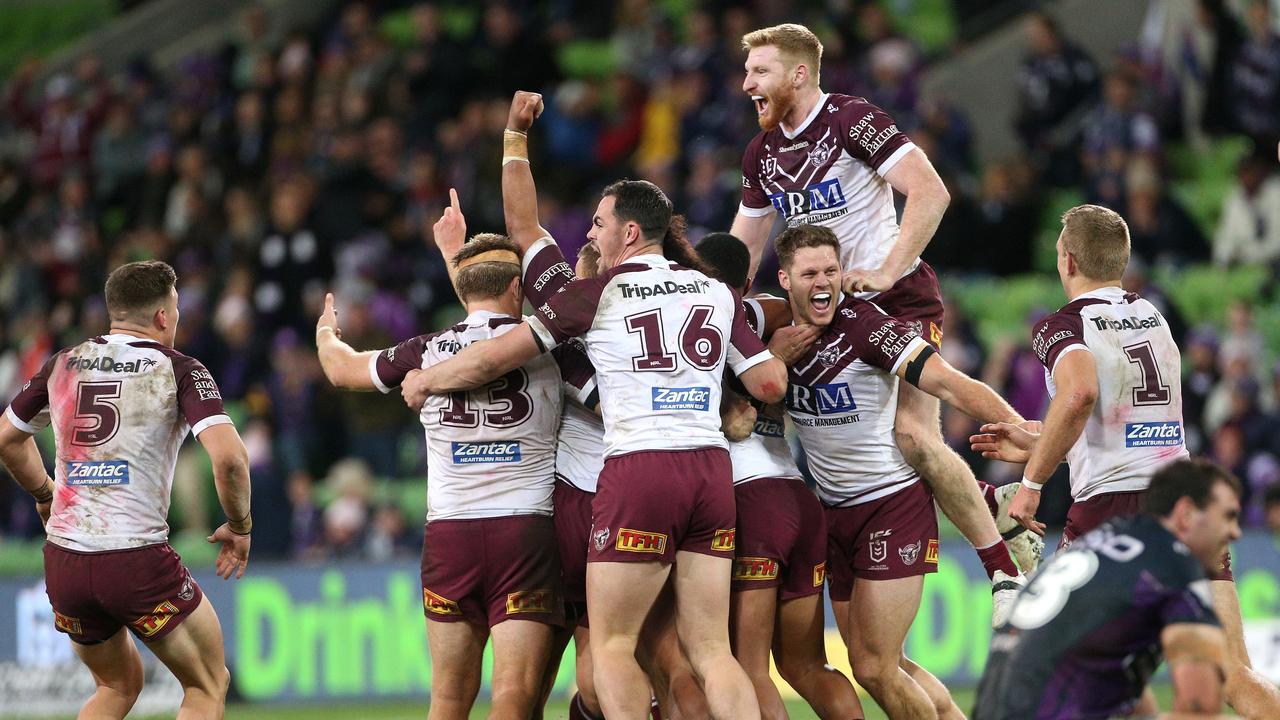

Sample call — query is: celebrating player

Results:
[696,232,863,720]
[316,197,565,720]
[774,224,1029,719]
[0,260,251,720]
[974,459,1241,720]
[972,204,1280,718]
[728,22,1040,601]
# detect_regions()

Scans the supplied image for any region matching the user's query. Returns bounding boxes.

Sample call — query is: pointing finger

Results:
[450,187,460,212]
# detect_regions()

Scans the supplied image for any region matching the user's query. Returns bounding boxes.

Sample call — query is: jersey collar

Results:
[464,309,518,324]
[1075,285,1128,303]
[782,92,830,140]
[97,333,149,344]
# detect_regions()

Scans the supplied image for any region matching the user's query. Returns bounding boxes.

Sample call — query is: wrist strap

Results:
[228,513,253,535]
[30,478,54,504]
[1021,476,1044,491]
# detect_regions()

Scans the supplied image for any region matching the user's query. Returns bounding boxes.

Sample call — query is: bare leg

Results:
[534,620,578,719]
[489,619,554,720]
[423,619,487,720]
[1212,580,1280,718]
[145,595,231,720]
[588,560,670,720]
[573,625,604,718]
[70,628,144,720]
[846,576,942,720]
[639,579,709,720]
[673,550,761,720]
[900,656,964,720]
[730,587,788,720]
[773,592,862,720]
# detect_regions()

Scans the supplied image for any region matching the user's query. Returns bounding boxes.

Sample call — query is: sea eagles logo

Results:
[592,526,610,552]
[899,540,922,566]
[817,345,843,368]
[807,142,833,166]
[178,573,195,601]
[840,308,855,319]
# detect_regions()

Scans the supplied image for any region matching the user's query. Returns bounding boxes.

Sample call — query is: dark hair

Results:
[452,233,522,303]
[696,232,751,293]
[775,224,840,270]
[105,260,178,320]
[601,179,672,244]
[659,214,712,274]
[1143,459,1242,518]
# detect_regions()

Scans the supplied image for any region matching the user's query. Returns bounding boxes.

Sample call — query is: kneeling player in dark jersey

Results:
[974,459,1241,720]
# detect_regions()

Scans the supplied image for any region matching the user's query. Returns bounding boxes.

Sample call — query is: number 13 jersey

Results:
[1032,286,1189,501]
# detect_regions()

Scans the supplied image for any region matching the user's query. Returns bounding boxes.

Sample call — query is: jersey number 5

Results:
[71,381,122,446]
[1124,342,1171,406]
[626,306,724,372]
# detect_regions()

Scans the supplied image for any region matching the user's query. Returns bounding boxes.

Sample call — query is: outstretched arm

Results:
[315,293,379,390]
[402,324,544,409]
[908,346,1023,425]
[502,91,550,251]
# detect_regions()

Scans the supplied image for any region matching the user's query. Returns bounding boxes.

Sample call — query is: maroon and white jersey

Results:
[730,298,802,486]
[4,334,232,551]
[1032,287,1188,501]
[784,297,929,506]
[553,339,605,493]
[527,253,774,458]
[370,310,562,521]
[740,93,915,279]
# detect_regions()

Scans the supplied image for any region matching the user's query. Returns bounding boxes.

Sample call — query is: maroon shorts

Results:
[553,479,593,624]
[873,261,945,350]
[44,542,203,645]
[421,514,565,628]
[1060,489,1234,581]
[731,477,827,600]
[826,480,940,602]
[588,448,736,565]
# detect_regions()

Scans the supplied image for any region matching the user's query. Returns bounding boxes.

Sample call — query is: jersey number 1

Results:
[1124,342,1171,406]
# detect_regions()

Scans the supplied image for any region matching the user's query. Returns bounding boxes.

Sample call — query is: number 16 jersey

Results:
[1032,286,1189,501]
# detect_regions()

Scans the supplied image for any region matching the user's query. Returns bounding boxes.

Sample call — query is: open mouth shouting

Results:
[810,291,832,314]
[752,95,768,117]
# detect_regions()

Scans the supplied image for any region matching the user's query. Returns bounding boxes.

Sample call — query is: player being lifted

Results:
[0,260,252,720]
[402,177,786,720]
[729,23,1040,598]
[500,91,710,720]
[974,459,1242,720]
[773,225,1027,720]
[972,204,1280,718]
[695,233,863,720]
[316,194,565,720]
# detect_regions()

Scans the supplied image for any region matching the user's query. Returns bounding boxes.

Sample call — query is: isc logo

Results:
[767,178,847,218]
[615,528,668,554]
[65,460,130,486]
[651,386,710,411]
[734,556,780,581]
[450,441,521,464]
[786,383,856,415]
[1125,422,1183,448]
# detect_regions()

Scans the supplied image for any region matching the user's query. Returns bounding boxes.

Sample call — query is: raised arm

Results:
[732,211,777,281]
[0,414,54,525]
[845,148,950,293]
[502,91,551,251]
[196,422,252,579]
[907,346,1023,425]
[315,292,380,390]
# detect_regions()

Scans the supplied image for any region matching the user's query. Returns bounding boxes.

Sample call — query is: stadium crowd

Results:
[1,0,1279,559]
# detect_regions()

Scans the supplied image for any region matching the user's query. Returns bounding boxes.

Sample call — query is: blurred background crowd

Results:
[1,0,1279,561]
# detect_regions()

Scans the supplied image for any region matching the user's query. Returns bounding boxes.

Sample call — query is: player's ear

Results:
[507,275,521,300]
[778,268,790,292]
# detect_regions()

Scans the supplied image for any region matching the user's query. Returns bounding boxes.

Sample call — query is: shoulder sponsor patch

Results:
[450,441,521,464]
[1125,422,1183,448]
[925,539,940,564]
[131,600,179,638]
[711,528,736,551]
[651,386,710,411]
[53,612,82,635]
[734,556,780,581]
[423,588,461,616]
[506,589,555,615]
[65,460,130,486]
[615,528,668,554]
[813,561,826,587]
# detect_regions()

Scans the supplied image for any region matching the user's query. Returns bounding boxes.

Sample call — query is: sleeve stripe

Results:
[737,201,774,218]
[192,414,233,437]
[890,337,929,377]
[743,299,766,339]
[521,236,556,279]
[875,141,916,178]
[576,376,598,406]
[4,405,39,435]
[733,349,775,375]
[1048,343,1091,376]
[368,352,392,394]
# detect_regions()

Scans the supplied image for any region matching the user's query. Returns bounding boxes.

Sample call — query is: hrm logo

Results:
[786,382,856,415]
[450,441,521,464]
[1125,422,1183,448]
[615,528,668,554]
[651,386,711,411]
[65,460,130,486]
[767,178,847,218]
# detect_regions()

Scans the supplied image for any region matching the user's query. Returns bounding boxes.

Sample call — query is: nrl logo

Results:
[899,540,922,566]
[807,143,833,166]
[869,529,891,563]
[592,526,610,552]
[840,308,855,318]
[827,102,838,113]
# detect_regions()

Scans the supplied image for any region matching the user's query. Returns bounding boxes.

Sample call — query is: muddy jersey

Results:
[784,297,928,505]
[371,310,562,521]
[739,92,915,277]
[974,515,1218,720]
[1032,287,1188,501]
[730,298,801,485]
[4,334,232,552]
[527,253,773,458]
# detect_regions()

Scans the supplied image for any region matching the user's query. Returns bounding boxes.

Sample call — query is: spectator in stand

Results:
[1124,158,1210,266]
[975,160,1038,275]
[1264,484,1280,536]
[288,471,325,561]
[1014,12,1099,176]
[322,458,373,559]
[1189,0,1247,137]
[1122,258,1189,344]
[1214,150,1280,266]
[1081,69,1162,209]
[1230,0,1280,149]
[5,56,113,188]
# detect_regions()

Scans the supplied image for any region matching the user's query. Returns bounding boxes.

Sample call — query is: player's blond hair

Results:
[1060,205,1130,281]
[452,234,522,303]
[742,23,823,86]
